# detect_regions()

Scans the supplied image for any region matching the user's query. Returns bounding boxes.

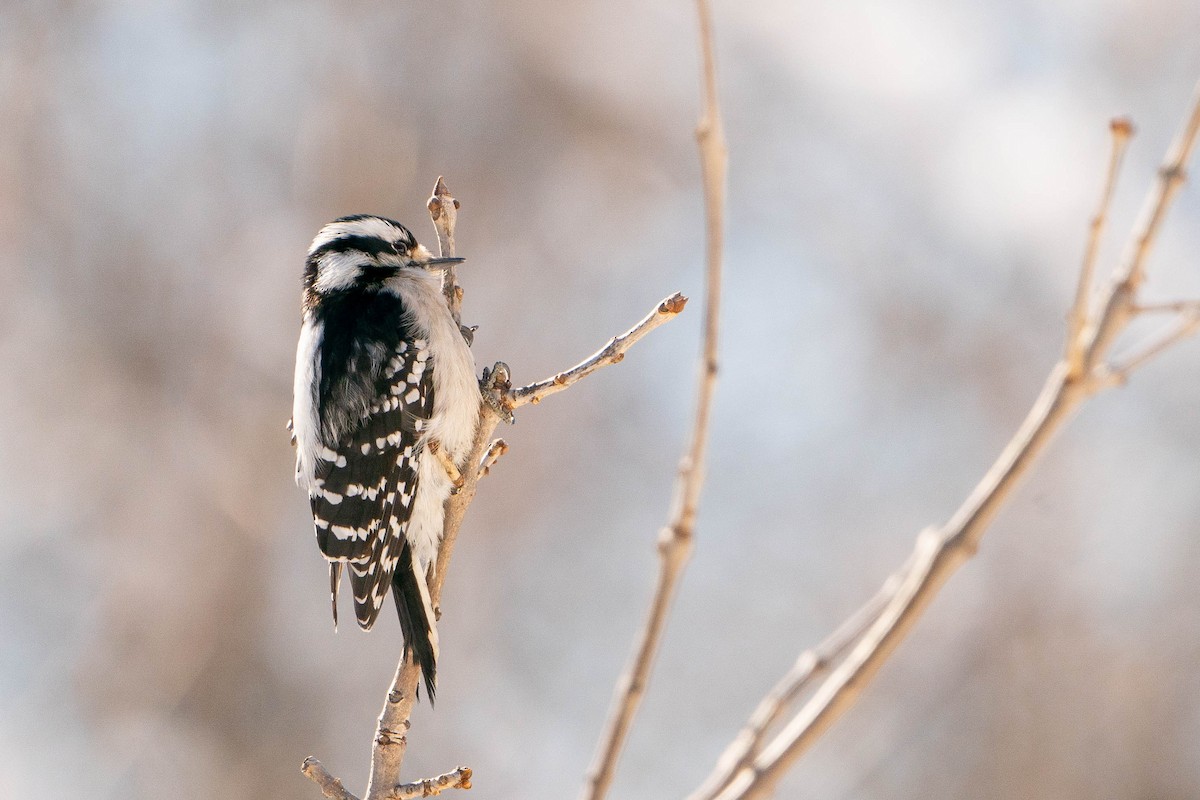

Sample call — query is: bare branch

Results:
[390,767,473,799]
[702,78,1200,800]
[715,362,1084,799]
[302,758,361,800]
[428,177,463,325]
[508,293,688,409]
[362,661,419,800]
[1066,117,1132,377]
[579,3,726,799]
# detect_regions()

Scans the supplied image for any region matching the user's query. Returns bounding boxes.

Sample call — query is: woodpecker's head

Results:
[302,214,462,306]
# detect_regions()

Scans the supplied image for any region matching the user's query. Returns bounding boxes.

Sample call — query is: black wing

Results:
[309,338,433,631]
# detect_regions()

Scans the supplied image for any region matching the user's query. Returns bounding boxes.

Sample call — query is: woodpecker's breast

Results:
[383,271,481,464]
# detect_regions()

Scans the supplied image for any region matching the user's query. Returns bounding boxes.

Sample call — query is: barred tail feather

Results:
[392,547,439,702]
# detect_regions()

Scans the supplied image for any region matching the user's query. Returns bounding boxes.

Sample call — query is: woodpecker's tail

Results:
[392,545,439,702]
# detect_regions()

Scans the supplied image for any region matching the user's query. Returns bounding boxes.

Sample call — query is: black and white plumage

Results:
[292,215,480,699]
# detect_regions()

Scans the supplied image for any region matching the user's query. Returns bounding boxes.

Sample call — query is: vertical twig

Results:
[1066,118,1132,378]
[428,176,463,325]
[578,2,727,799]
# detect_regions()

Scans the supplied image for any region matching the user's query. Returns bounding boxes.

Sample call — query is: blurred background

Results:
[3,1,1200,797]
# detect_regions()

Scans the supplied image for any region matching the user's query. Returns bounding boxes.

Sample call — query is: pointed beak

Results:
[423,256,465,270]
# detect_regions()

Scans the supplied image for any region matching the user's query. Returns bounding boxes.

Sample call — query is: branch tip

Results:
[660,293,689,314]
[1110,116,1135,139]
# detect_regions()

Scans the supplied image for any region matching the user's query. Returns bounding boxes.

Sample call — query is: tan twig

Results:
[509,293,688,409]
[302,758,361,800]
[1133,299,1200,315]
[1066,117,1132,377]
[428,177,463,325]
[478,438,509,477]
[702,78,1200,800]
[390,767,473,799]
[579,3,726,799]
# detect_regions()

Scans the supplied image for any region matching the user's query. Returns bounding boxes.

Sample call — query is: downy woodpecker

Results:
[292,214,480,699]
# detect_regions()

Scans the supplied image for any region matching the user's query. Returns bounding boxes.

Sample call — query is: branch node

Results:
[1160,164,1188,184]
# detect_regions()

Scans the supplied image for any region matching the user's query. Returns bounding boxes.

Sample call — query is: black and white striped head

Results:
[302,214,459,307]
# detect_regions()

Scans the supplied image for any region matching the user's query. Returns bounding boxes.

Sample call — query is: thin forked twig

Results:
[1085,82,1200,365]
[579,2,727,799]
[1066,117,1132,377]
[700,80,1200,800]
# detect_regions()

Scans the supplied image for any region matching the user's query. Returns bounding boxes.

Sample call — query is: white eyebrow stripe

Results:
[309,217,409,254]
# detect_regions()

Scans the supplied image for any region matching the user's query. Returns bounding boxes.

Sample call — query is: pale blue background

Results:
[2,1,1200,797]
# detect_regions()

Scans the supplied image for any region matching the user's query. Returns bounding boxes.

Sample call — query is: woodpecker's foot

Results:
[428,440,465,492]
[481,362,515,424]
